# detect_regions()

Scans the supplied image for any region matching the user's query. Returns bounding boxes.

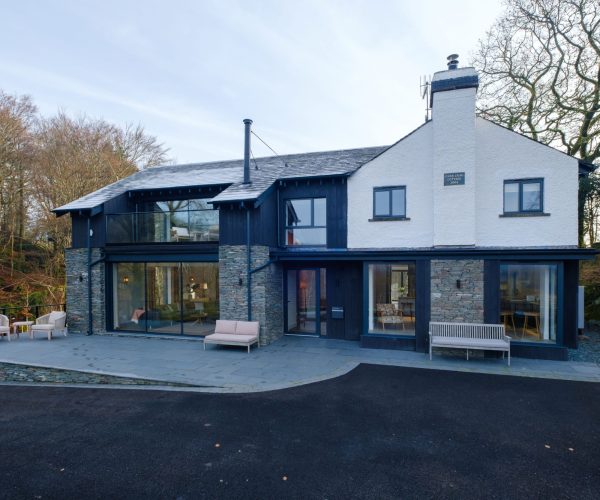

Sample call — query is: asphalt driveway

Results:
[1,364,599,499]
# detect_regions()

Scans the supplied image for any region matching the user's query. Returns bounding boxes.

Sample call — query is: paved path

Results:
[1,333,599,391]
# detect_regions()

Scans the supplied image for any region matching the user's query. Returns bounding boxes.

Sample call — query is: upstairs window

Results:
[373,186,406,219]
[504,179,543,214]
[285,198,326,246]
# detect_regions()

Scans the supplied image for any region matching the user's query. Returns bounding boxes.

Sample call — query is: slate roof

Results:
[54,145,388,213]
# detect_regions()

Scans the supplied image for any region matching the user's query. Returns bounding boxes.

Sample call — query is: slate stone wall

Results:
[430,259,484,323]
[65,248,106,334]
[219,245,283,345]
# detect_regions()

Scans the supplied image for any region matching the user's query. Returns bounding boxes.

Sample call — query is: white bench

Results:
[204,320,260,353]
[429,322,511,366]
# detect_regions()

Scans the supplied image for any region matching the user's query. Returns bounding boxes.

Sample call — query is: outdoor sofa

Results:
[204,320,260,353]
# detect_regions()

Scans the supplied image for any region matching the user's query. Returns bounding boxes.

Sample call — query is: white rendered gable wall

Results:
[347,69,578,249]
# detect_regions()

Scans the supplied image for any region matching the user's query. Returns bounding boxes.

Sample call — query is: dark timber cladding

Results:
[278,177,348,248]
[218,193,278,247]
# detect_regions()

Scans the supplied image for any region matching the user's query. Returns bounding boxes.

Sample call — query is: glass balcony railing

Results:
[106,210,219,244]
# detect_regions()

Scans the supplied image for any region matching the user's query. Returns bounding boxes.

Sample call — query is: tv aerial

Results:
[420,75,432,122]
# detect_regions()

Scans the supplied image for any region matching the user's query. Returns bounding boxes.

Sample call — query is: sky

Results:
[0,0,503,164]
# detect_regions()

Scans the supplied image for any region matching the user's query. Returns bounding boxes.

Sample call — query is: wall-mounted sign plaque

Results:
[444,172,465,186]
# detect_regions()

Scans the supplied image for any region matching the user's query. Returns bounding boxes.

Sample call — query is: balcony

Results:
[106,209,219,245]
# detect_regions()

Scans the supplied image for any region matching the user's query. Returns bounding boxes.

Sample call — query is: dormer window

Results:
[504,179,543,214]
[285,198,327,246]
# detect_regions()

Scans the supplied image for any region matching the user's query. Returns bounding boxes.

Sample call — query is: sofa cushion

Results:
[31,324,55,331]
[49,311,64,322]
[204,333,257,344]
[214,320,237,334]
[235,321,259,336]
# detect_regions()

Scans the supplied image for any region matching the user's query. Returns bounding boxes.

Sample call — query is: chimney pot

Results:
[447,54,459,70]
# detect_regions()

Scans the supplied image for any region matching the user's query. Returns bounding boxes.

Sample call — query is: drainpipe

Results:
[242,118,253,321]
[86,216,93,335]
[247,206,252,321]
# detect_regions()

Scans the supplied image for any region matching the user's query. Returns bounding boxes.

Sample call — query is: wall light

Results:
[123,276,129,285]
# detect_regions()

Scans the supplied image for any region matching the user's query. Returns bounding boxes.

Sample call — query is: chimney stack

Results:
[243,118,252,184]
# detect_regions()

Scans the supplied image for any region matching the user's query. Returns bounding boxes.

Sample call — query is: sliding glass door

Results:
[112,261,219,336]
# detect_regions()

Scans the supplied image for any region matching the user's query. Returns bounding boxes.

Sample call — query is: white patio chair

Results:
[0,314,14,341]
[170,227,191,242]
[30,311,67,341]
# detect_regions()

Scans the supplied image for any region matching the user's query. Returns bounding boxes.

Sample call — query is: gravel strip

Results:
[568,327,600,364]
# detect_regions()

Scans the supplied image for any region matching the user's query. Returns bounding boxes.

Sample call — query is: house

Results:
[54,57,596,361]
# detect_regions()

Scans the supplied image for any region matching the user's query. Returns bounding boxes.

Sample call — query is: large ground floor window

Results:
[368,262,416,336]
[112,261,219,336]
[500,263,557,343]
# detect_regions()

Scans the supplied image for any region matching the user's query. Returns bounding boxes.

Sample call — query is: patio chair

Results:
[170,227,191,242]
[0,314,14,341]
[30,311,67,341]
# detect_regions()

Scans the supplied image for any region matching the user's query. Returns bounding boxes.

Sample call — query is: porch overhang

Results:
[270,247,598,261]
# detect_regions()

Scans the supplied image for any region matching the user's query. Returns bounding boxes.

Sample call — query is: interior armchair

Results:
[376,303,404,330]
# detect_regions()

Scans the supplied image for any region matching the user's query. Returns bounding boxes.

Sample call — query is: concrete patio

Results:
[1,332,599,392]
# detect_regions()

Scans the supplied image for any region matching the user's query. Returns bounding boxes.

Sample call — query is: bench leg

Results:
[247,345,250,354]
[466,349,469,361]
[203,342,206,350]
[508,349,510,367]
[429,342,432,361]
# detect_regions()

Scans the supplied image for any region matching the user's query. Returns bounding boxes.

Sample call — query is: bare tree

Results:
[472,0,600,244]
[30,113,170,280]
[0,91,37,273]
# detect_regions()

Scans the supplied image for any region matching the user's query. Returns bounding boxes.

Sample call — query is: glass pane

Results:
[157,200,187,212]
[112,263,145,331]
[391,188,405,217]
[374,190,390,216]
[188,199,212,210]
[504,183,519,212]
[145,263,182,334]
[189,209,219,242]
[182,263,219,336]
[313,198,327,226]
[106,213,134,244]
[286,227,326,246]
[368,263,416,335]
[288,270,317,334]
[500,264,557,343]
[287,199,311,226]
[522,182,542,211]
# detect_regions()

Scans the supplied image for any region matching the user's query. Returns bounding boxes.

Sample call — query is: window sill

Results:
[369,217,411,222]
[499,212,550,218]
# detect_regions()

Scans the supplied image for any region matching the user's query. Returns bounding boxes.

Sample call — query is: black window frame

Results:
[372,186,407,219]
[503,178,544,214]
[284,197,327,247]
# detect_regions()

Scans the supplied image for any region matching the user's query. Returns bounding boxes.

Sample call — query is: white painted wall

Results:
[347,123,434,248]
[475,118,578,246]
[347,69,579,249]
[432,86,477,246]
